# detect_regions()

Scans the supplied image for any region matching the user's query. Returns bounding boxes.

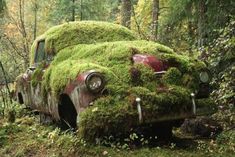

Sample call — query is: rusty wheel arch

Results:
[18,92,24,104]
[58,94,78,130]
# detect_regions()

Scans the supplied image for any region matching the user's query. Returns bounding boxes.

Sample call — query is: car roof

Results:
[30,21,137,64]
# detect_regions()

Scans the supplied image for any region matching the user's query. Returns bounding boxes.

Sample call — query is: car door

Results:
[29,40,47,110]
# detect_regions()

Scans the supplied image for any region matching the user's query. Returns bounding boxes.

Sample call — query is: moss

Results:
[130,64,157,91]
[196,98,217,115]
[162,67,182,85]
[79,85,195,142]
[36,38,211,142]
[42,40,174,95]
[31,63,44,87]
[27,21,214,141]
[160,53,190,73]
[79,97,136,142]
[182,74,198,90]
[30,21,138,65]
[188,59,207,72]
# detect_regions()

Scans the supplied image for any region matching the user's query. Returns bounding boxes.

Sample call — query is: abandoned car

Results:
[15,21,215,141]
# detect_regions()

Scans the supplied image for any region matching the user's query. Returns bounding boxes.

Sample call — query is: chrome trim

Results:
[191,93,196,115]
[136,97,143,124]
[154,71,166,75]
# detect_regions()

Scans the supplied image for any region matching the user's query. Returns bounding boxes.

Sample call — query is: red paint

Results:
[64,80,77,94]
[64,71,90,95]
[132,54,168,72]
[76,73,87,82]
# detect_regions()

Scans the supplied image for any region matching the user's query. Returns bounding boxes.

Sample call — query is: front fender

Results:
[63,70,103,115]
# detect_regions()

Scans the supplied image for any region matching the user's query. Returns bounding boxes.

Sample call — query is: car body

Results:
[15,21,215,140]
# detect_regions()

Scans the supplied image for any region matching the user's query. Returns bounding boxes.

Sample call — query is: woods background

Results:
[0,0,234,126]
[0,1,234,156]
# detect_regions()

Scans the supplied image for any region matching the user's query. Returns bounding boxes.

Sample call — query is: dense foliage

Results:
[48,0,111,23]
[208,18,235,128]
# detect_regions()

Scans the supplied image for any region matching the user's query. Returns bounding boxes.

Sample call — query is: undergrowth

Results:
[0,103,234,157]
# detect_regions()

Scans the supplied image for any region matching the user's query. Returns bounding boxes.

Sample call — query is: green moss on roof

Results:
[30,21,137,65]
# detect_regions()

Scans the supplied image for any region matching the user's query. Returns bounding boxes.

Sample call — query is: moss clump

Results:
[130,64,156,91]
[161,53,190,73]
[31,63,45,87]
[30,21,138,65]
[162,67,182,85]
[182,74,198,90]
[79,85,195,142]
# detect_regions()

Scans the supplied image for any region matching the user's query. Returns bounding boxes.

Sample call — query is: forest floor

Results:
[0,105,234,157]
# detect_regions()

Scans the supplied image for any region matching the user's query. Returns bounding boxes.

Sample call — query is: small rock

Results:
[180,117,223,137]
[102,150,108,156]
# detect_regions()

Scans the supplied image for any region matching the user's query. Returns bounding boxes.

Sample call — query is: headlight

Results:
[199,71,209,83]
[85,72,105,93]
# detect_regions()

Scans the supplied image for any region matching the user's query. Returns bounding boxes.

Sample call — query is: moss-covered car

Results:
[15,21,215,141]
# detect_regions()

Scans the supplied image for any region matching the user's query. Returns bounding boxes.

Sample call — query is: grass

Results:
[0,104,234,157]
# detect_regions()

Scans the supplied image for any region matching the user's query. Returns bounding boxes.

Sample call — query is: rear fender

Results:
[15,73,32,107]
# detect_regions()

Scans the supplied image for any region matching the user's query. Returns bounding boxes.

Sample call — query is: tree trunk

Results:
[0,0,6,16]
[121,0,132,28]
[188,21,194,53]
[0,88,6,116]
[80,0,83,21]
[71,0,75,21]
[33,0,38,40]
[151,0,159,41]
[19,0,30,68]
[187,2,194,53]
[0,61,12,104]
[197,0,207,49]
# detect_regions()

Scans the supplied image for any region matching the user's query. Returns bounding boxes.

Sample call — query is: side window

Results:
[35,40,45,63]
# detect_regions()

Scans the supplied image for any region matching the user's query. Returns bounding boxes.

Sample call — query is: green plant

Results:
[208,18,235,128]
